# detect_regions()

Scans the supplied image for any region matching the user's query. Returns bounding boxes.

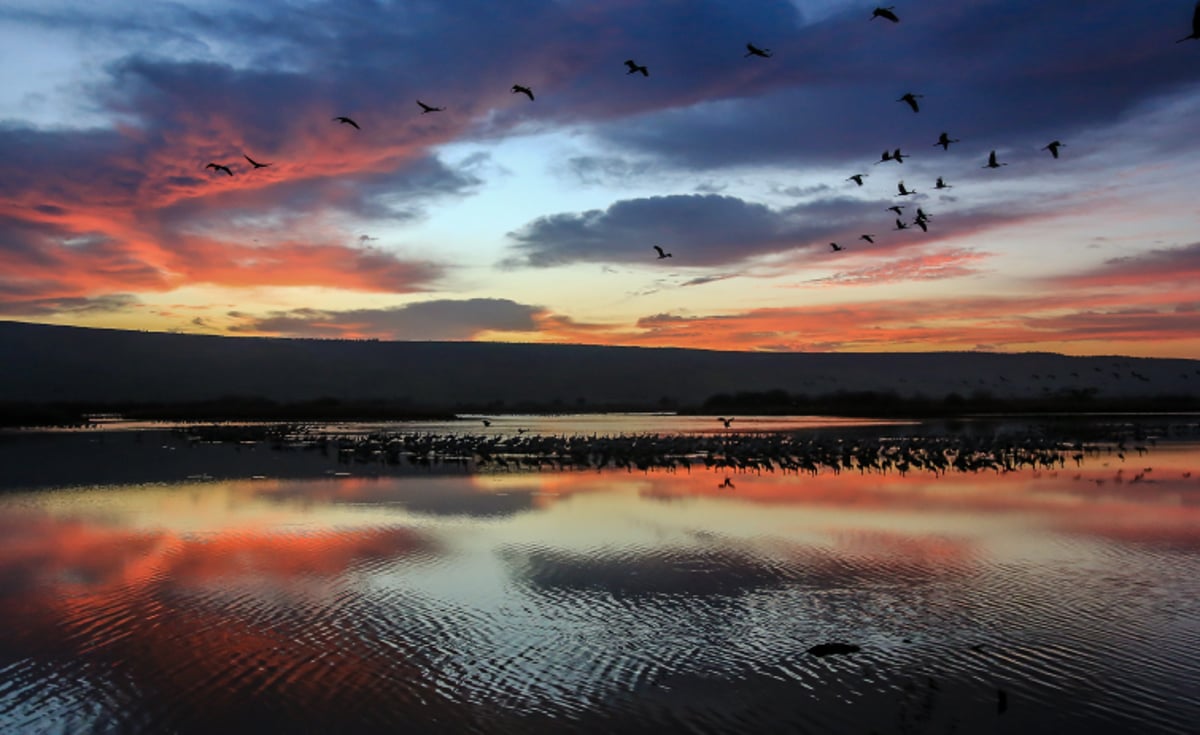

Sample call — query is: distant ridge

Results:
[1,320,1198,407]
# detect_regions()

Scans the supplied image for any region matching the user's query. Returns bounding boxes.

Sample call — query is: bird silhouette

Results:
[718,477,736,489]
[875,150,893,165]
[934,132,960,150]
[653,245,672,259]
[243,154,270,169]
[892,148,907,163]
[860,234,876,244]
[934,176,952,189]
[984,150,1007,168]
[745,43,772,58]
[1177,1,1200,42]
[205,162,233,176]
[847,173,867,185]
[898,93,923,112]
[912,216,928,232]
[717,417,734,427]
[897,180,916,196]
[624,59,649,76]
[915,207,932,222]
[512,84,535,100]
[887,204,906,215]
[481,419,492,427]
[333,116,360,129]
[894,218,909,230]
[830,242,844,252]
[417,100,444,113]
[871,6,900,22]
[1042,140,1065,158]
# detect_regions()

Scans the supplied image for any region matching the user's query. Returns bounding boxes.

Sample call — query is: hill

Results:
[1,321,1198,415]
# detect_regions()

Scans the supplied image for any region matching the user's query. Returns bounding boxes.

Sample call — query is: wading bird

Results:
[871,6,899,22]
[653,245,672,259]
[847,173,867,185]
[205,162,233,176]
[934,132,960,150]
[860,234,876,244]
[333,116,360,129]
[897,180,916,196]
[624,59,649,76]
[984,150,1007,168]
[243,155,270,169]
[934,176,952,189]
[1042,140,1065,158]
[1177,1,1200,42]
[898,92,923,112]
[512,84,535,100]
[745,43,772,58]
[417,100,444,113]
[830,242,844,252]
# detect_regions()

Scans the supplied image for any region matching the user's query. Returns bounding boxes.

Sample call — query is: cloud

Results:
[227,298,545,340]
[811,249,991,286]
[1052,242,1200,289]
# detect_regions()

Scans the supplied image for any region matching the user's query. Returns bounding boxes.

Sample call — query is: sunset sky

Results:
[2,0,1199,355]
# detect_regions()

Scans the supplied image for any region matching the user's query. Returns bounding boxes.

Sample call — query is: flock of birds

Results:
[201,3,1200,265]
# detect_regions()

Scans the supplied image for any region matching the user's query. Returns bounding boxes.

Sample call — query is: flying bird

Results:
[871,6,900,22]
[717,417,734,427]
[417,100,444,113]
[624,59,649,76]
[894,218,909,230]
[512,84,535,100]
[1042,140,1065,158]
[984,150,1008,168]
[859,234,875,244]
[934,176,952,189]
[745,42,772,58]
[897,180,916,196]
[333,116,360,129]
[892,148,907,163]
[830,242,844,252]
[847,173,867,186]
[205,162,233,176]
[915,207,932,222]
[898,93,923,113]
[912,217,928,232]
[243,155,270,169]
[887,205,906,215]
[875,150,893,165]
[934,132,960,150]
[1177,1,1200,42]
[653,245,673,259]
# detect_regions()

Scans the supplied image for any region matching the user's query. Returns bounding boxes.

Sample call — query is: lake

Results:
[1,415,1198,733]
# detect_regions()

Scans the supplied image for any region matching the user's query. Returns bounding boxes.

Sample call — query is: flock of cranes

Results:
[201,3,1200,264]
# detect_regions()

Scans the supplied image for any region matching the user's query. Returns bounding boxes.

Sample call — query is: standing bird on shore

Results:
[899,92,923,112]
[984,150,1007,168]
[934,176,952,190]
[417,100,444,113]
[1042,140,1065,158]
[206,162,233,176]
[333,116,360,129]
[624,59,649,76]
[847,173,867,186]
[934,132,960,150]
[243,154,270,169]
[1177,1,1200,42]
[512,84,535,100]
[653,245,672,259]
[860,234,876,244]
[897,180,916,196]
[830,242,844,252]
[745,43,772,58]
[872,6,900,22]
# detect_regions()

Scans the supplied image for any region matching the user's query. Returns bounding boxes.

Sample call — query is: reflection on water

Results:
[1,430,1199,733]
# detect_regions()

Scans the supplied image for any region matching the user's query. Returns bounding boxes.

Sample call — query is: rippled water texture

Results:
[1,423,1199,733]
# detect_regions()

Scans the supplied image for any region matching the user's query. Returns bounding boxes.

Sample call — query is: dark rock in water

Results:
[806,642,861,657]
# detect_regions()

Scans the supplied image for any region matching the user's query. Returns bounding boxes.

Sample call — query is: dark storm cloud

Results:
[228,298,543,339]
[0,293,141,317]
[504,193,878,267]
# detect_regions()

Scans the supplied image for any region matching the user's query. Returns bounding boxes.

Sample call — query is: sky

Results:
[1,0,1199,356]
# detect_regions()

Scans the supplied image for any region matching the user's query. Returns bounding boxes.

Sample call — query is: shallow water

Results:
[1,423,1199,733]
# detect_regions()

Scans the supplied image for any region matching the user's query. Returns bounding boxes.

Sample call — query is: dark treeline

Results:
[691,388,1200,418]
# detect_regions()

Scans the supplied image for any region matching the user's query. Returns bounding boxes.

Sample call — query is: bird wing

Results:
[624,60,636,70]
[653,245,665,256]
